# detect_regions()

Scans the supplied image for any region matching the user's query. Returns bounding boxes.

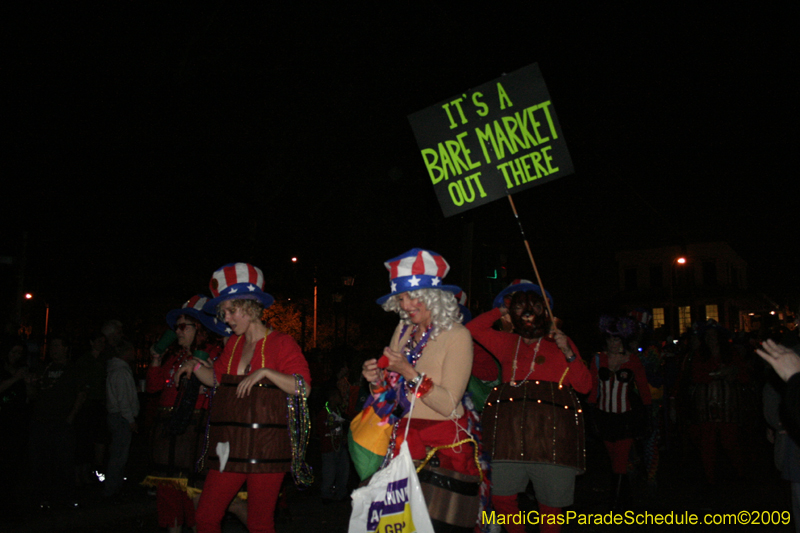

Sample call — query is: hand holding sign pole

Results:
[408,63,572,322]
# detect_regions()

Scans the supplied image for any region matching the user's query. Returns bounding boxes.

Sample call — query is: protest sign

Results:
[408,63,573,217]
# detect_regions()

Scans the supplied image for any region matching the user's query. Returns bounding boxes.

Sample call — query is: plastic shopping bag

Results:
[348,407,393,480]
[349,441,434,533]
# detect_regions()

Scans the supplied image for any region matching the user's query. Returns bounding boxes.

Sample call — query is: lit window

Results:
[705,304,719,323]
[679,306,692,334]
[653,308,665,329]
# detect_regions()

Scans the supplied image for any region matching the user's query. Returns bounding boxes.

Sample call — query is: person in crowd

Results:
[104,341,139,498]
[467,279,591,533]
[73,332,109,485]
[361,248,480,533]
[144,295,225,533]
[688,321,749,485]
[757,338,800,439]
[175,262,311,533]
[27,336,85,509]
[589,315,652,509]
[317,384,349,504]
[763,368,800,533]
[101,319,124,362]
[0,339,29,509]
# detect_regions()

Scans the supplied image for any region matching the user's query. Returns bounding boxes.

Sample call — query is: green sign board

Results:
[408,63,573,217]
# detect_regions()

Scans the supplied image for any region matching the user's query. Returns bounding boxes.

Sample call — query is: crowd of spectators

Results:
[0,306,797,531]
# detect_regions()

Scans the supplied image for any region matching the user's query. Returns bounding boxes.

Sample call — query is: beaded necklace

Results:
[510,336,543,387]
[287,375,314,488]
[165,347,191,388]
[226,329,270,374]
[403,324,433,367]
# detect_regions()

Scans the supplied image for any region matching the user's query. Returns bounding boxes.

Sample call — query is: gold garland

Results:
[558,367,570,389]
[226,330,270,374]
[415,437,483,483]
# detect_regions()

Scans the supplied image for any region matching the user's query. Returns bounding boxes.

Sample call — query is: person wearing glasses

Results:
[145,295,225,533]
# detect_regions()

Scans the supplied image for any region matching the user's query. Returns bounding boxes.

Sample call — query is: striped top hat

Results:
[204,263,275,311]
[492,279,554,309]
[166,294,229,336]
[376,248,462,305]
[454,289,472,324]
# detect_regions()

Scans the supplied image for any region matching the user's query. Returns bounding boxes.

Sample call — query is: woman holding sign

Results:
[361,248,481,533]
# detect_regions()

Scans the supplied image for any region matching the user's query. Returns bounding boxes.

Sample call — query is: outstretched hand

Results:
[757,339,800,382]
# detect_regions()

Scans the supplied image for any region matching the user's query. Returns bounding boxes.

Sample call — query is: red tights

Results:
[196,470,284,533]
[157,484,196,528]
[604,438,634,475]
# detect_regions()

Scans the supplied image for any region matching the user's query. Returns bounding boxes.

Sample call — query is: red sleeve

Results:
[146,349,182,393]
[466,308,507,369]
[563,339,592,394]
[146,365,169,394]
[471,341,501,381]
[265,332,312,385]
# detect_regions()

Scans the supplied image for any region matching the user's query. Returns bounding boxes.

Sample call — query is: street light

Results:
[22,292,50,358]
[291,257,317,350]
[669,256,688,337]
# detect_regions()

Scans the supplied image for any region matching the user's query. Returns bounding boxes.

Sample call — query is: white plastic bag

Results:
[349,377,434,533]
[349,440,434,533]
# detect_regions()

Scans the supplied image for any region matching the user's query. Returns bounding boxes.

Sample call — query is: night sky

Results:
[6,4,799,345]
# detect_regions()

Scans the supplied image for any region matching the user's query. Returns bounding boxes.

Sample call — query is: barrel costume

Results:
[144,342,219,528]
[206,331,310,473]
[194,263,312,533]
[467,282,591,533]
[142,294,226,530]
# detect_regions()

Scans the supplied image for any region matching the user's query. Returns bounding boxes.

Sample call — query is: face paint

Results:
[508,291,551,339]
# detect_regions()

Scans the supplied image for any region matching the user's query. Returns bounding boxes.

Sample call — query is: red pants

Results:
[157,485,196,528]
[196,470,284,533]
[395,416,479,476]
[604,438,634,475]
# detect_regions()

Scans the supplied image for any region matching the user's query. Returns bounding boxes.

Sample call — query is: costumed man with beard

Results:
[467,280,591,533]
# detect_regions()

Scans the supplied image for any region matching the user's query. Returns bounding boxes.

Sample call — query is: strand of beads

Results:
[287,374,314,488]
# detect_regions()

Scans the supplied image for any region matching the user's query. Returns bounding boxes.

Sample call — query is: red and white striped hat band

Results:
[166,294,228,336]
[376,248,462,305]
[205,262,274,310]
[454,290,467,306]
[184,294,209,310]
